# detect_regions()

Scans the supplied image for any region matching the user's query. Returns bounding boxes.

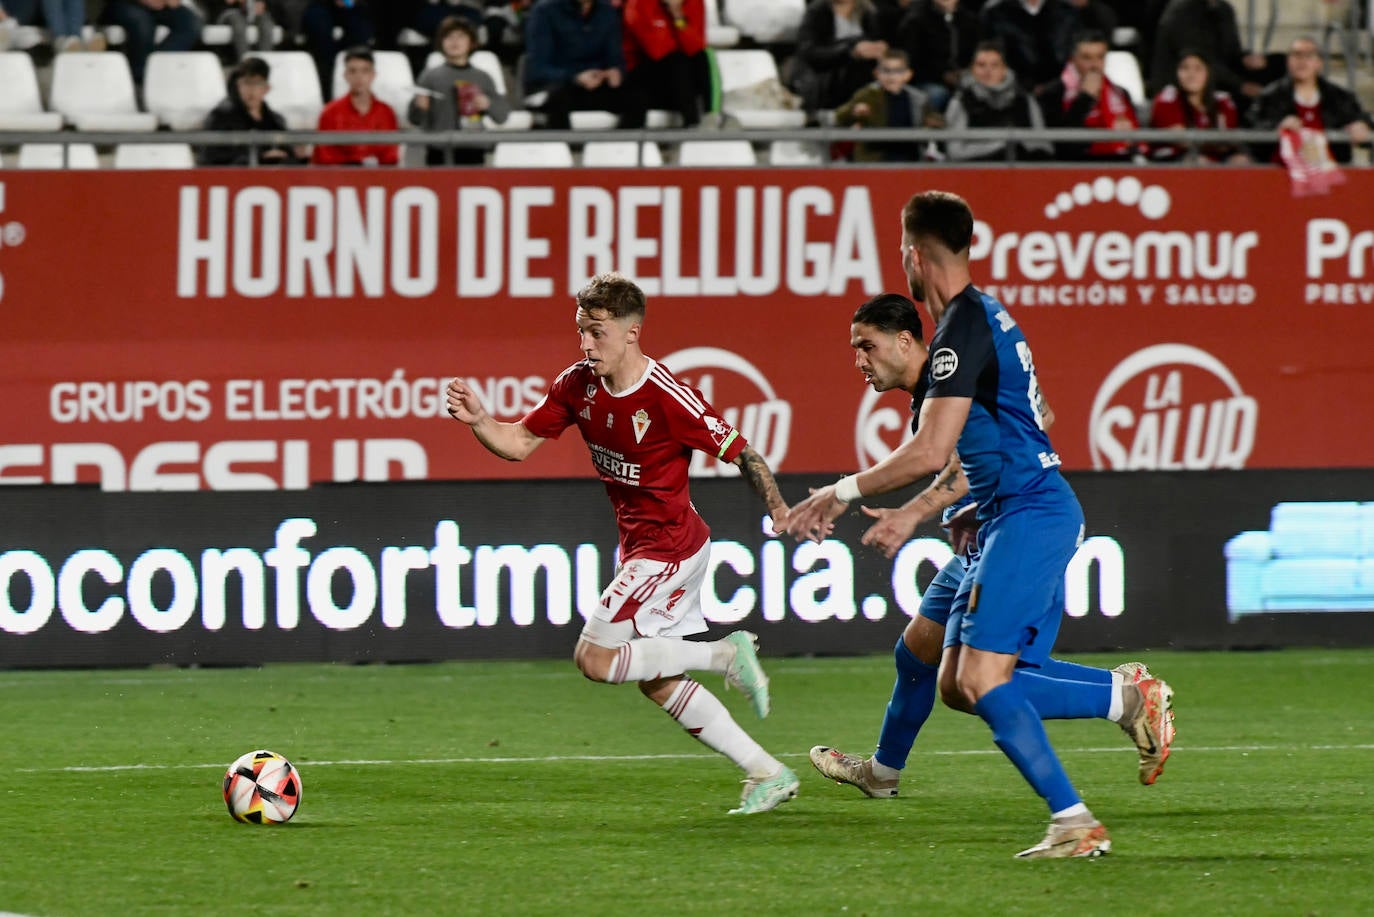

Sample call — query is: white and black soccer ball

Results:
[222,750,302,824]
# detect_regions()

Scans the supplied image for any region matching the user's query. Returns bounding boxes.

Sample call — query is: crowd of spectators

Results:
[0,0,1371,167]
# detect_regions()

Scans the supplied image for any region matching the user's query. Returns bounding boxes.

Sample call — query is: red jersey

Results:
[521,358,748,562]
[1148,85,1240,162]
[312,94,400,166]
[1295,98,1324,130]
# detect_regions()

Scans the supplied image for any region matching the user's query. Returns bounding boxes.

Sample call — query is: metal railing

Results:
[3,125,1368,167]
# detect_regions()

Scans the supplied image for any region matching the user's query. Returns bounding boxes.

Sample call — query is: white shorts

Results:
[578,540,711,648]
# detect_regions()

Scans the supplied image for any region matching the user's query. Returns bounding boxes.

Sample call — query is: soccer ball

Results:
[222,750,302,824]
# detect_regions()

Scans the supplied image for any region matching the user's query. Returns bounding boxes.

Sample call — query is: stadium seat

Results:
[49,53,158,131]
[581,141,664,166]
[723,0,805,43]
[711,49,801,127]
[646,109,683,129]
[331,49,415,114]
[734,109,806,128]
[492,141,574,167]
[1106,50,1146,105]
[705,0,740,47]
[5,25,48,51]
[251,51,323,130]
[677,139,756,166]
[767,140,824,165]
[0,53,64,131]
[17,143,100,169]
[569,110,619,130]
[114,143,196,169]
[143,52,227,131]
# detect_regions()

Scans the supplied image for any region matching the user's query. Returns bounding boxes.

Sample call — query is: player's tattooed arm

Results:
[734,445,789,530]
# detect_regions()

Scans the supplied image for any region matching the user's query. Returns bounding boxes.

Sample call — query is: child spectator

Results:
[410,16,510,165]
[201,56,304,165]
[1149,50,1247,163]
[622,0,708,127]
[834,48,936,162]
[313,47,401,166]
[944,40,1053,161]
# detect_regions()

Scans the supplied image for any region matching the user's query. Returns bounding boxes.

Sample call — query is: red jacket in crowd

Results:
[312,94,401,166]
[622,0,706,71]
[1148,84,1241,162]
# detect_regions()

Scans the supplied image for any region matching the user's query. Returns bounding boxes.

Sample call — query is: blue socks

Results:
[874,637,939,771]
[1013,670,1112,720]
[1033,657,1112,685]
[974,681,1081,813]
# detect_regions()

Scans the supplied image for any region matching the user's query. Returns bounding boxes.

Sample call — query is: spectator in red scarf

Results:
[1036,29,1140,160]
[1148,50,1246,163]
[622,0,709,126]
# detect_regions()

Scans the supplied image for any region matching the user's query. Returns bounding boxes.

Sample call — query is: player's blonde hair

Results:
[576,272,646,321]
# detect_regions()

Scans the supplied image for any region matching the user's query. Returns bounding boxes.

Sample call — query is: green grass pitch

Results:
[1,648,1371,915]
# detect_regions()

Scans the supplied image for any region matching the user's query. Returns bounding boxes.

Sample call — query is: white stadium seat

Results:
[0,53,64,131]
[705,0,740,47]
[331,49,415,114]
[677,140,757,166]
[569,110,619,130]
[49,52,158,131]
[581,141,664,167]
[723,0,804,43]
[18,143,100,169]
[114,143,196,169]
[712,49,780,96]
[767,140,824,165]
[251,51,323,130]
[144,52,227,130]
[492,141,574,167]
[1106,50,1146,104]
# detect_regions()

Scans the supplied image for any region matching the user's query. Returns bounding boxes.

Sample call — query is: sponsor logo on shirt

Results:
[588,442,641,484]
[930,348,958,381]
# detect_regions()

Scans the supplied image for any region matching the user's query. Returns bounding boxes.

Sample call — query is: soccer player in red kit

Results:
[445,272,800,814]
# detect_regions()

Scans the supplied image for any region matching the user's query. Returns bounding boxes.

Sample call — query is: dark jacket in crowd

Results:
[791,0,885,110]
[523,0,625,93]
[1247,75,1373,163]
[200,78,299,166]
[897,0,980,89]
[978,0,1080,91]
[1149,0,1247,97]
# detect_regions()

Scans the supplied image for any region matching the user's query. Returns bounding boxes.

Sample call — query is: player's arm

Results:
[733,444,789,533]
[784,396,969,543]
[859,452,969,556]
[446,378,545,461]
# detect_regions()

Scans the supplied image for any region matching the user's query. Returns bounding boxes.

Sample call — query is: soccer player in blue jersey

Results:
[786,192,1174,858]
[805,293,1173,809]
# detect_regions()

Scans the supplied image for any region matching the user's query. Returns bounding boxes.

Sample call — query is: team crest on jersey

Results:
[931,348,959,381]
[632,409,651,443]
[578,406,592,420]
[585,384,597,400]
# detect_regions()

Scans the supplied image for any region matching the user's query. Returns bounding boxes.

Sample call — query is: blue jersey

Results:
[924,284,1061,517]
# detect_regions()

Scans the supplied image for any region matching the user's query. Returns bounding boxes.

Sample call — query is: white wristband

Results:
[834,474,862,503]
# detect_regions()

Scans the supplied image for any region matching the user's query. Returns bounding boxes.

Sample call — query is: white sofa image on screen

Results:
[1224,501,1374,620]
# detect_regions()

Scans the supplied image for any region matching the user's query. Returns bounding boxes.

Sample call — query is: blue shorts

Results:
[949,484,1084,666]
[917,553,969,629]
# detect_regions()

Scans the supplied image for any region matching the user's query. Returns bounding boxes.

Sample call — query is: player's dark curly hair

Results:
[852,293,923,342]
[576,272,646,321]
[901,191,974,255]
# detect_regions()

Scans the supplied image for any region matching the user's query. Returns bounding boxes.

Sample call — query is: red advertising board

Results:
[0,168,1369,491]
